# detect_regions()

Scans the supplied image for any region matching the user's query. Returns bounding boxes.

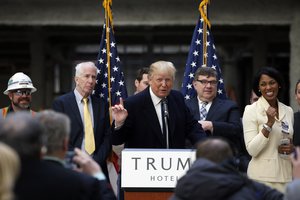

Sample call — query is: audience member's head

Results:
[134,67,149,94]
[0,112,46,160]
[36,110,71,158]
[0,141,20,200]
[196,137,234,164]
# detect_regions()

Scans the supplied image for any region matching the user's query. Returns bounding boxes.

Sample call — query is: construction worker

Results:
[1,72,37,118]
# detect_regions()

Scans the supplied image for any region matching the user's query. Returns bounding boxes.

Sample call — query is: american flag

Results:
[93,20,127,195]
[93,23,128,106]
[181,17,226,100]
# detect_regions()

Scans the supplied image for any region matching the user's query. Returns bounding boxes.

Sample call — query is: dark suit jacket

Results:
[52,92,111,177]
[293,111,300,146]
[185,97,244,154]
[15,159,116,200]
[112,88,206,148]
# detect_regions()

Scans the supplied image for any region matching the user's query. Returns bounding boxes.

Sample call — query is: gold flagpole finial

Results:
[103,0,113,28]
[199,0,211,28]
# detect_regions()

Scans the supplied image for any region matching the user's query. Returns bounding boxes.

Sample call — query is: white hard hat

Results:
[3,72,37,95]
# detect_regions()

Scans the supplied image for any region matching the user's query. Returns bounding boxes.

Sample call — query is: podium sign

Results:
[121,149,196,189]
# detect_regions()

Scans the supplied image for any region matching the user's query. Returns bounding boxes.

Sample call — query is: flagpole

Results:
[199,0,211,67]
[103,0,113,123]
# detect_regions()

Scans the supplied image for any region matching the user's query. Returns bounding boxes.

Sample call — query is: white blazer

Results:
[242,96,294,183]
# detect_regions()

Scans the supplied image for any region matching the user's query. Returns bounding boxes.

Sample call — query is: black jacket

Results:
[170,158,283,200]
[293,111,300,146]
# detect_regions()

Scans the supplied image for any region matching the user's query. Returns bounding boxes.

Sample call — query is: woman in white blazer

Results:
[243,67,294,193]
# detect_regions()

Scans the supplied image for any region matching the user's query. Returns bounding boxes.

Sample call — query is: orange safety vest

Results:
[1,106,35,119]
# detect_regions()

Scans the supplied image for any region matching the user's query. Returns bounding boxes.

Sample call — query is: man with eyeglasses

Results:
[1,72,37,119]
[185,67,247,172]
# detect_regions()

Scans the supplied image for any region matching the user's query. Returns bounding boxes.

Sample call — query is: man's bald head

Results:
[196,138,233,164]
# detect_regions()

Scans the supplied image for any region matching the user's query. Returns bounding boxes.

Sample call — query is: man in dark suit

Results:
[111,60,206,148]
[52,62,111,178]
[36,110,116,200]
[185,67,247,171]
[0,112,115,200]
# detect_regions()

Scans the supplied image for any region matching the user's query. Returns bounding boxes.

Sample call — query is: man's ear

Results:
[134,79,139,88]
[8,93,13,101]
[63,137,69,152]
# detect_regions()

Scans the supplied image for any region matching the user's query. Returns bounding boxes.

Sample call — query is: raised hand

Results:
[265,106,277,127]
[111,97,128,127]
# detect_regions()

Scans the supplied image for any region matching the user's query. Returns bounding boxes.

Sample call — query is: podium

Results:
[121,149,196,200]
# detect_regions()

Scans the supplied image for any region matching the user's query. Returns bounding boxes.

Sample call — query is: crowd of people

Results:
[0,62,300,200]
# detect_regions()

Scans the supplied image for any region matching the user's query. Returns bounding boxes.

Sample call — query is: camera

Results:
[64,151,76,169]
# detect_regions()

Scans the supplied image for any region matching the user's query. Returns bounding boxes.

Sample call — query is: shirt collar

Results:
[149,87,163,106]
[74,89,91,103]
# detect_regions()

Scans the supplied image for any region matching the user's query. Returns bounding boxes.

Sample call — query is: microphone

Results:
[162,98,169,117]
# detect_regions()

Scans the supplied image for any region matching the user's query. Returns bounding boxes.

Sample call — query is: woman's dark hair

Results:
[295,79,300,94]
[252,67,284,97]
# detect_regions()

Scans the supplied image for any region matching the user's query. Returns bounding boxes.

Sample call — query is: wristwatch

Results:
[263,124,272,132]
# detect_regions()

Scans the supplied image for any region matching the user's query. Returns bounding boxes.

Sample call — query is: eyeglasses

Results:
[196,80,218,86]
[13,90,32,96]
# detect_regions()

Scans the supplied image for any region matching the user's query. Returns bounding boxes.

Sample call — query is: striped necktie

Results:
[200,102,208,120]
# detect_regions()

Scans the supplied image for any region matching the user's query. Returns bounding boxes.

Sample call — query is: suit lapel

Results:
[69,92,84,128]
[206,98,222,120]
[166,95,175,140]
[142,89,165,146]
[91,96,100,131]
[190,97,200,120]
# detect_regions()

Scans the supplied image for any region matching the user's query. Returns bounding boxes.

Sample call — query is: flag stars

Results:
[218,89,223,95]
[97,69,100,74]
[195,39,201,45]
[101,48,106,54]
[211,65,216,70]
[104,73,108,78]
[119,80,124,86]
[116,57,120,62]
[101,83,107,88]
[191,62,196,67]
[188,73,194,79]
[98,58,104,64]
[213,54,217,60]
[100,93,104,98]
[111,42,116,48]
[111,77,115,82]
[206,41,210,47]
[184,95,191,100]
[197,28,203,34]
[219,78,224,84]
[113,66,118,72]
[187,84,193,89]
[193,50,199,56]
[116,91,121,96]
